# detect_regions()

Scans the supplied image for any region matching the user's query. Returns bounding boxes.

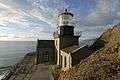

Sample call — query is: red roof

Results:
[58,9,74,17]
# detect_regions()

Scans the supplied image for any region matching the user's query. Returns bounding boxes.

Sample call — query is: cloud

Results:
[84,0,120,26]
[0,26,11,30]
[0,1,58,41]
[28,0,68,27]
[0,2,29,28]
[72,0,120,40]
[72,0,120,27]
[0,0,120,41]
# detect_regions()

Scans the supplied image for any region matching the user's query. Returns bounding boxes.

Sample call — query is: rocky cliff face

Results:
[58,23,120,80]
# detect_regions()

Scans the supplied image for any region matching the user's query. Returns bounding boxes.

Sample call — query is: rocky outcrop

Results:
[8,52,37,80]
[58,23,120,80]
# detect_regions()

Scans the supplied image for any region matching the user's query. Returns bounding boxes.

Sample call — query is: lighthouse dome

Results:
[58,9,74,17]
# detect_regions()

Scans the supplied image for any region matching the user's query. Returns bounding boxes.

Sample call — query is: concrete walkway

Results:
[30,64,49,80]
[8,64,51,80]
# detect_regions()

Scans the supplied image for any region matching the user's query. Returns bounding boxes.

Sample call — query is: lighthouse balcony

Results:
[74,34,81,37]
[74,31,82,37]
[53,31,60,38]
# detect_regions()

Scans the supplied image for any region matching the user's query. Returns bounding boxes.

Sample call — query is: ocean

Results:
[0,41,37,79]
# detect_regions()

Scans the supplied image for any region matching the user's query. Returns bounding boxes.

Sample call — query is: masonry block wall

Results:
[36,40,56,64]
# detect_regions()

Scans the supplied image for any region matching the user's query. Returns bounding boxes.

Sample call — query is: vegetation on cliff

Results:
[58,23,120,80]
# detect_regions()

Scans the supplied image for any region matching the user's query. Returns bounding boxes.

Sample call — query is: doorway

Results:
[43,51,49,62]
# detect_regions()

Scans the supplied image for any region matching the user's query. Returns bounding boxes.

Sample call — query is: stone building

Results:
[37,9,85,71]
[36,40,56,64]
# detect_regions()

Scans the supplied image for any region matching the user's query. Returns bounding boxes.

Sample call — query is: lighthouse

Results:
[53,9,80,70]
[37,9,84,71]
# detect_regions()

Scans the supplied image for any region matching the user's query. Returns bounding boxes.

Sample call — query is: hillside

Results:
[58,23,120,80]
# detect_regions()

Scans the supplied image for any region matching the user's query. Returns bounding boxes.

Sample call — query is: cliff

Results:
[7,52,52,80]
[58,23,120,80]
[8,52,37,80]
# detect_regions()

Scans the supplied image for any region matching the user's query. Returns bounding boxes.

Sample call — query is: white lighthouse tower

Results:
[54,9,80,68]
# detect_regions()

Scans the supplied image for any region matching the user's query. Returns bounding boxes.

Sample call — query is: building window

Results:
[64,57,67,67]
[62,21,69,24]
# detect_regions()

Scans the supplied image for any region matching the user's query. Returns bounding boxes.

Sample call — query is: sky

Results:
[0,0,120,41]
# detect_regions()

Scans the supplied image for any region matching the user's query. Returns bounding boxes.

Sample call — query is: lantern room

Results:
[58,9,74,26]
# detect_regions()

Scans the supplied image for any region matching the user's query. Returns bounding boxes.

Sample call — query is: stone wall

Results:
[36,40,56,64]
[37,48,55,64]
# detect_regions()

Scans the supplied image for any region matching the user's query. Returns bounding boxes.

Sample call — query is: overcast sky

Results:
[0,0,120,41]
